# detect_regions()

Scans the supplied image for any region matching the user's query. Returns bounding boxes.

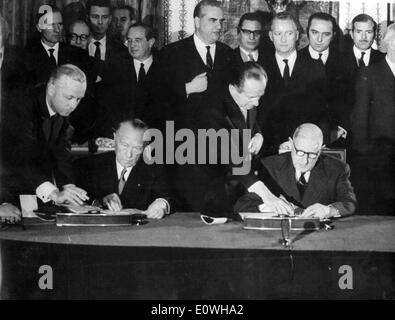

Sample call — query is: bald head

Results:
[293,123,323,147]
[291,123,323,173]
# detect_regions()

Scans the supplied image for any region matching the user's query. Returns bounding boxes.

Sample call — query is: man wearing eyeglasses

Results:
[21,5,93,87]
[75,118,174,219]
[233,12,266,66]
[235,123,356,219]
[68,20,90,50]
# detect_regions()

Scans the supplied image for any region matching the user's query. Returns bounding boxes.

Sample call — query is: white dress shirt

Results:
[133,55,153,80]
[308,45,329,65]
[88,36,107,61]
[193,33,216,66]
[275,50,297,77]
[41,41,59,64]
[240,47,259,62]
[295,170,311,183]
[353,46,371,66]
[386,55,395,77]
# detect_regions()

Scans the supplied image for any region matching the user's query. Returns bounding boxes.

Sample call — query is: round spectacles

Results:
[293,141,320,159]
[69,33,89,41]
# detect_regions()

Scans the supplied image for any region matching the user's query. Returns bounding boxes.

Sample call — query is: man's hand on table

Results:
[49,184,89,205]
[301,203,334,220]
[145,199,168,219]
[103,193,123,212]
[0,203,21,222]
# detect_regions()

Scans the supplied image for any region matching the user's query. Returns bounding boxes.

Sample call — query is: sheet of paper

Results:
[19,195,39,218]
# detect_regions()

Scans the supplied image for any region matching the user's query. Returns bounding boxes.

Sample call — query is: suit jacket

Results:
[2,84,76,195]
[158,36,234,128]
[75,152,174,212]
[350,58,395,152]
[235,153,357,216]
[175,88,261,213]
[332,46,385,130]
[260,52,330,150]
[21,40,95,87]
[95,52,162,137]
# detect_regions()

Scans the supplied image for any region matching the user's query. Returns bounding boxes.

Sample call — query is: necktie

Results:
[359,51,366,67]
[138,63,146,83]
[318,53,324,65]
[206,46,213,70]
[118,167,127,195]
[283,59,290,87]
[297,173,308,198]
[94,41,101,60]
[48,48,57,67]
[248,53,255,62]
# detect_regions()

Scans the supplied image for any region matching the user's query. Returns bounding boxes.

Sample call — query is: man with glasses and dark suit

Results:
[235,123,357,219]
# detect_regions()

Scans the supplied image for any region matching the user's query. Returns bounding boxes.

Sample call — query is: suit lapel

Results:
[224,91,248,130]
[277,155,301,203]
[121,157,146,197]
[302,157,326,205]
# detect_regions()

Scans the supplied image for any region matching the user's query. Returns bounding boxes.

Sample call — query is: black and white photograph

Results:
[0,0,394,304]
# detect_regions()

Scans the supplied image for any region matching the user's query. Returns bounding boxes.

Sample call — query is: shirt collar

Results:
[240,46,259,61]
[91,35,106,46]
[133,55,153,72]
[41,41,59,55]
[275,50,297,74]
[45,97,56,118]
[308,45,329,63]
[295,170,311,182]
[353,45,371,62]
[116,160,134,181]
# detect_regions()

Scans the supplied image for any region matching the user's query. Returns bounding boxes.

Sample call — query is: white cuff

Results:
[36,182,58,203]
[248,181,262,194]
[155,198,170,215]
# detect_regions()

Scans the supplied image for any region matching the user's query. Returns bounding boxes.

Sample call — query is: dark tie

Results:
[318,53,324,65]
[206,46,213,70]
[359,51,366,67]
[94,41,101,60]
[48,114,63,144]
[48,49,57,67]
[138,63,146,83]
[118,167,127,195]
[283,59,290,87]
[297,173,308,198]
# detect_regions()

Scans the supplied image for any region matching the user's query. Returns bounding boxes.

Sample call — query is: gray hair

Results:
[293,123,323,147]
[48,64,87,85]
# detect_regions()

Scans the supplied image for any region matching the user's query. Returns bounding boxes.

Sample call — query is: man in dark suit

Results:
[336,14,385,134]
[235,123,357,219]
[232,12,266,67]
[177,62,293,216]
[21,6,93,87]
[350,23,395,215]
[76,118,173,219]
[86,0,129,80]
[298,12,347,144]
[2,64,89,206]
[97,23,160,137]
[259,12,330,152]
[158,0,233,129]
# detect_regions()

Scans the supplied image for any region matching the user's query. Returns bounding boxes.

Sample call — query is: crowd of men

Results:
[0,0,394,222]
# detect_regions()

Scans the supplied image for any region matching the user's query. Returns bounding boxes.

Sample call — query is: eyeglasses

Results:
[69,33,89,41]
[292,141,320,159]
[240,29,262,37]
[124,38,143,46]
